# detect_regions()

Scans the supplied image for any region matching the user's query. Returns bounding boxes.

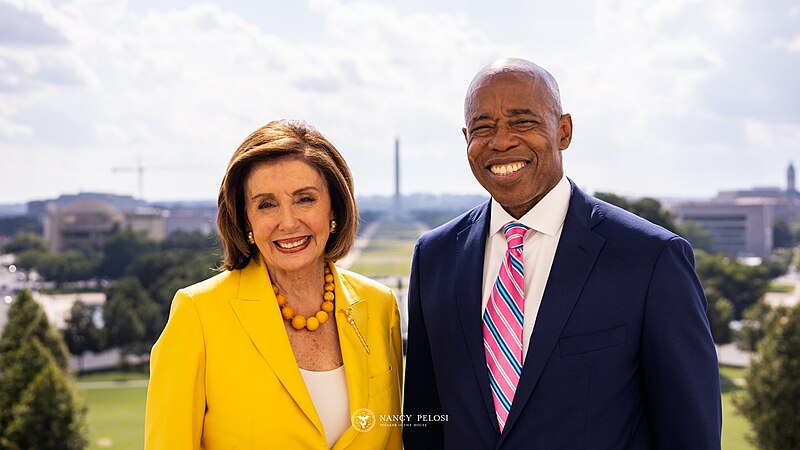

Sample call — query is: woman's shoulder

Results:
[178,269,240,301]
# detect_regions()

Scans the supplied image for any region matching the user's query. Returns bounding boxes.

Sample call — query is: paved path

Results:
[337,221,381,269]
[764,258,800,308]
[716,343,751,367]
[76,379,149,389]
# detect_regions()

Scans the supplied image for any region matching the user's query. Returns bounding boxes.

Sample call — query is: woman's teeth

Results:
[275,237,309,249]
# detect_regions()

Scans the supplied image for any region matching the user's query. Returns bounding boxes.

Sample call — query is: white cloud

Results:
[0,117,32,138]
[1,0,516,201]
[744,119,800,149]
[1,0,798,203]
[773,35,800,52]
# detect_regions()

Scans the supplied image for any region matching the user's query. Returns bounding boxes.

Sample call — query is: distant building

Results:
[667,163,799,258]
[164,206,217,235]
[32,291,106,330]
[125,207,169,241]
[44,199,167,253]
[669,201,774,258]
[28,192,147,219]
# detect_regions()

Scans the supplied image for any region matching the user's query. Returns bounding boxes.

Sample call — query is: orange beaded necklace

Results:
[274,265,335,331]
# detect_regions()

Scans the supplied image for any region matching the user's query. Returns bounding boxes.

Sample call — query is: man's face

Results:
[463,71,572,218]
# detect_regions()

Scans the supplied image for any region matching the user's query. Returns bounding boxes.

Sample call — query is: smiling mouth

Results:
[489,162,527,176]
[274,236,310,250]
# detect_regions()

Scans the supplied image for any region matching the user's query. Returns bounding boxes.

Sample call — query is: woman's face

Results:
[244,158,333,276]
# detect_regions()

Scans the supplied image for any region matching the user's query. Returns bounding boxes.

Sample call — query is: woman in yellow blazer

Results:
[145,120,403,449]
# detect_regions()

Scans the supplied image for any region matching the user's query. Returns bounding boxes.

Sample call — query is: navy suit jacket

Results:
[403,182,721,449]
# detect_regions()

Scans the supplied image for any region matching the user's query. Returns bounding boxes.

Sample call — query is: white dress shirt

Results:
[481,175,571,362]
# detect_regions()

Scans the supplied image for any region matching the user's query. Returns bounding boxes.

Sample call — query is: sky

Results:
[1,0,799,204]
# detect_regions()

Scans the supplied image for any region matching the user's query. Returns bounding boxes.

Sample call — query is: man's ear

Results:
[558,114,573,150]
[462,127,468,143]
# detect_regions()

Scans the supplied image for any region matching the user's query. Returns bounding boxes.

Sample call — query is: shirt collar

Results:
[489,175,571,238]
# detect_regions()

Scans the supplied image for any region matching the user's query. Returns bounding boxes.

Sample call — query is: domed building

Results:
[44,199,166,253]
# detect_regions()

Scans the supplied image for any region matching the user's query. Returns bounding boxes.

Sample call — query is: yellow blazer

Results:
[145,259,403,449]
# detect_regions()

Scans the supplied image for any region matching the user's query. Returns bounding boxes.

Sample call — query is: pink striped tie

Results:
[483,221,529,432]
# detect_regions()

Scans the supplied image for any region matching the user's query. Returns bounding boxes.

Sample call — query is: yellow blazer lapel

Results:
[331,264,369,448]
[227,259,324,436]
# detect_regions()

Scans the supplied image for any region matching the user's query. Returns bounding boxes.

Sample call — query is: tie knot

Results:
[502,222,529,250]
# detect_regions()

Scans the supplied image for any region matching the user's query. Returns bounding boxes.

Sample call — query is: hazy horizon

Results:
[0,185,734,212]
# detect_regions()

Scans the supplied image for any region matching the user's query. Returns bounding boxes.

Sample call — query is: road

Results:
[764,253,800,308]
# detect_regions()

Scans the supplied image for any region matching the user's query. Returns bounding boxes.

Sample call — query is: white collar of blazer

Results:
[228,256,370,445]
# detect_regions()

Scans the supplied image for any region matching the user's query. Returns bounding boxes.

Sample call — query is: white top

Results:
[481,175,571,362]
[299,365,350,449]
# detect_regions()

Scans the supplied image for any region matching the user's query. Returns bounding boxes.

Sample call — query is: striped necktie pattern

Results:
[483,221,530,432]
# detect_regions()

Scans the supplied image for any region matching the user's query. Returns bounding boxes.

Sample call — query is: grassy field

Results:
[720,365,754,450]
[348,220,424,278]
[767,282,795,293]
[79,371,149,383]
[78,372,147,450]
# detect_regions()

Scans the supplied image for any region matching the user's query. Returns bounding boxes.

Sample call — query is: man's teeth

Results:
[490,162,527,176]
[276,237,309,249]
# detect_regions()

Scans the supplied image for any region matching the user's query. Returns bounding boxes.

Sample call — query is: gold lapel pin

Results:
[343,307,370,354]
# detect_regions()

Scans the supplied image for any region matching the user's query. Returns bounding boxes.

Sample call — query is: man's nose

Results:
[489,125,518,152]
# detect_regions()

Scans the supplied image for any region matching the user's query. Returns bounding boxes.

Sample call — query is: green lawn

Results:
[767,282,795,293]
[356,239,418,257]
[78,373,147,450]
[369,221,427,240]
[78,371,148,383]
[349,260,415,277]
[349,220,422,277]
[720,366,754,450]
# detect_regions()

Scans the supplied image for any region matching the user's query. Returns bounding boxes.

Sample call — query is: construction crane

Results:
[112,159,146,198]
[112,160,212,199]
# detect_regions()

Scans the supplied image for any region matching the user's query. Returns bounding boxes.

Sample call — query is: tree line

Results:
[0,289,87,449]
[4,229,219,368]
[0,229,218,448]
[592,192,791,343]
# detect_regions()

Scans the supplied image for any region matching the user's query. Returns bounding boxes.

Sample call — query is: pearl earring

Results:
[329,220,337,234]
[247,231,255,244]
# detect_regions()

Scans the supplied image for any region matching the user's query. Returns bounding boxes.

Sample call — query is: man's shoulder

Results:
[582,192,679,244]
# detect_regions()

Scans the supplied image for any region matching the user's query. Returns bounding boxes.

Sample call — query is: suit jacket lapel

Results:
[501,183,606,440]
[454,202,499,432]
[333,265,369,413]
[331,264,369,449]
[227,259,324,437]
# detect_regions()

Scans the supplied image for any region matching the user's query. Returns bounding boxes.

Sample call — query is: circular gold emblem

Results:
[351,407,376,432]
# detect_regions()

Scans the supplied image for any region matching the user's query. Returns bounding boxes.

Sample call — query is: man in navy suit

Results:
[403,58,722,449]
